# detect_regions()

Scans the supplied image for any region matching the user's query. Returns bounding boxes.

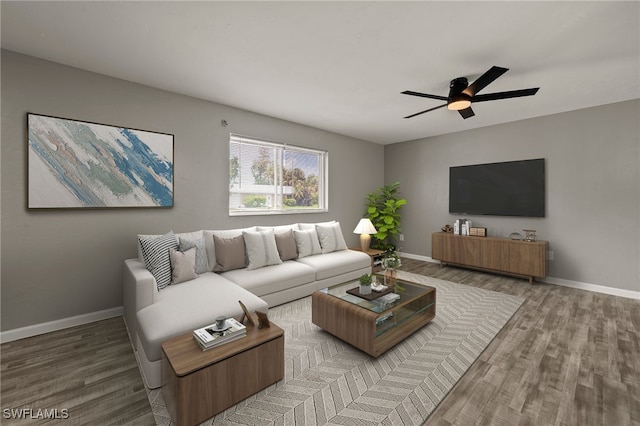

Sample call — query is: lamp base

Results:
[360,234,371,252]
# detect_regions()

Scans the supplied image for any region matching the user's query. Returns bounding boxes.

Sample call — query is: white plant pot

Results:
[360,285,372,295]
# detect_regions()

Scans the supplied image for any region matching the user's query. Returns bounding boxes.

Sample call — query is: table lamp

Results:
[353,218,377,252]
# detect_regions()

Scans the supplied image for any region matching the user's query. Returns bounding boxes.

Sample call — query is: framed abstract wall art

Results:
[27,113,174,209]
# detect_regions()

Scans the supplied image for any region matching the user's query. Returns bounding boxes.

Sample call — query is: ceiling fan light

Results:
[448,98,471,111]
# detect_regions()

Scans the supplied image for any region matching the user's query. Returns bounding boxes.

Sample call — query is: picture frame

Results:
[27,113,174,209]
[255,311,271,329]
[238,300,255,326]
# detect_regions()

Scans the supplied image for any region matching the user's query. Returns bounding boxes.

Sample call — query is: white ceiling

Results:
[2,1,639,144]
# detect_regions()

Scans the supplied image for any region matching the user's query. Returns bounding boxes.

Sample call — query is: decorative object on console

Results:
[469,227,487,237]
[353,218,377,252]
[455,218,471,235]
[509,231,523,240]
[523,229,537,242]
[27,113,174,209]
[441,224,453,233]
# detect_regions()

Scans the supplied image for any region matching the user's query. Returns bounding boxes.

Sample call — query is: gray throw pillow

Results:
[179,237,209,274]
[275,229,298,260]
[213,234,247,272]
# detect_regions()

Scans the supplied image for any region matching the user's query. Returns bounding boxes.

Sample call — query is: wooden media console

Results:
[432,232,548,283]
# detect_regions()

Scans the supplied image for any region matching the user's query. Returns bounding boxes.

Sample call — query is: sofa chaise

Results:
[123,221,371,388]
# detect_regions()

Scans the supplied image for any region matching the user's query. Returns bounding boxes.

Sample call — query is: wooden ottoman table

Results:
[161,321,284,426]
[312,275,436,357]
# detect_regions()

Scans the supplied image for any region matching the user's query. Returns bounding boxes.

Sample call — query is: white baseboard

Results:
[540,276,639,300]
[0,306,123,344]
[398,252,640,300]
[398,252,440,263]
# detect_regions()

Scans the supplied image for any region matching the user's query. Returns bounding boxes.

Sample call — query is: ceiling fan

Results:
[402,66,539,119]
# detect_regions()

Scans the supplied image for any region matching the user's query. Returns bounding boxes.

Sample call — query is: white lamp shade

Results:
[353,218,377,235]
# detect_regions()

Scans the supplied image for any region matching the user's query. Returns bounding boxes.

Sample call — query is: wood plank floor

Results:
[1,259,638,425]
[0,316,154,425]
[401,259,640,426]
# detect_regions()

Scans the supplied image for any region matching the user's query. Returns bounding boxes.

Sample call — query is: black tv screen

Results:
[449,158,545,217]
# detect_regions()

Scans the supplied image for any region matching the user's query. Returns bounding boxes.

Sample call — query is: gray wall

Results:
[1,50,384,331]
[385,99,640,293]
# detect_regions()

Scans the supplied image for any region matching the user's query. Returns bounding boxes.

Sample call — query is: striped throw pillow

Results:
[139,231,178,290]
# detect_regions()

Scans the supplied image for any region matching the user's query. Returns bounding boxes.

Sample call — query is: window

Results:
[229,134,328,215]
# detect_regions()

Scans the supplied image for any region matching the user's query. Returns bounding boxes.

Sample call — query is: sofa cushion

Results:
[138,231,179,290]
[275,229,298,260]
[213,234,247,272]
[293,228,322,258]
[243,229,282,270]
[296,249,371,280]
[138,273,269,362]
[257,224,299,233]
[170,248,197,284]
[204,227,257,272]
[178,237,209,274]
[222,260,315,298]
[316,222,348,254]
[298,220,335,230]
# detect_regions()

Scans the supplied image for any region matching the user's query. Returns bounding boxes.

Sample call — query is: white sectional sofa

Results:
[123,221,371,388]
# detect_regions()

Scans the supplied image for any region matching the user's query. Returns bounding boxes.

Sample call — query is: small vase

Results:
[384,268,397,289]
[360,285,371,295]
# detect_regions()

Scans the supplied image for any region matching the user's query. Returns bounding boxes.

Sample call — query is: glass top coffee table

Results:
[311,274,436,357]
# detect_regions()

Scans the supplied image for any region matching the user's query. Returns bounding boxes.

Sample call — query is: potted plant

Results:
[364,181,407,251]
[359,273,373,295]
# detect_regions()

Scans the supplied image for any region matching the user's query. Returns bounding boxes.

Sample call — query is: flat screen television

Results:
[449,158,545,217]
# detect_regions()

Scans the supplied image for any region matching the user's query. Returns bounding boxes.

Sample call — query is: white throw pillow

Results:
[316,222,348,254]
[293,228,322,258]
[298,220,335,231]
[257,224,300,234]
[243,229,283,270]
[170,248,198,284]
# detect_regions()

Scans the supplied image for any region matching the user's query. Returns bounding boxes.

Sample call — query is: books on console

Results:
[193,318,246,351]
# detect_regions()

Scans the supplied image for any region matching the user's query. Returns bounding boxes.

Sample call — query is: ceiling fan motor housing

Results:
[449,77,469,98]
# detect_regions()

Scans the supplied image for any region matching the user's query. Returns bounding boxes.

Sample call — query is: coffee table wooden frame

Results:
[161,321,284,426]
[312,279,436,357]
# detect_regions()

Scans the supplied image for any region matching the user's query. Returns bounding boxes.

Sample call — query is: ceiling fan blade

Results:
[463,66,508,97]
[403,103,447,119]
[401,90,448,101]
[472,88,539,102]
[458,107,475,119]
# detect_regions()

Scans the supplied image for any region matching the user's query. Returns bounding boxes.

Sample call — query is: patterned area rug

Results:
[148,271,524,425]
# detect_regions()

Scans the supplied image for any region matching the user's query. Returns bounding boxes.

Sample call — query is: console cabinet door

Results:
[509,242,547,277]
[481,239,509,272]
[458,237,482,267]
